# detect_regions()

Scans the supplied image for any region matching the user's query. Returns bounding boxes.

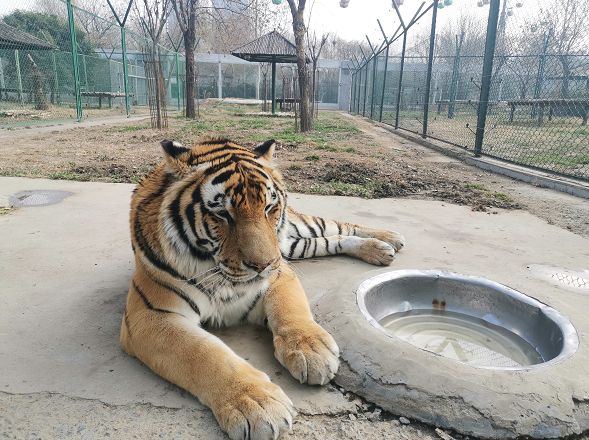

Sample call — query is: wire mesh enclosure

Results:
[0,0,187,127]
[351,0,589,182]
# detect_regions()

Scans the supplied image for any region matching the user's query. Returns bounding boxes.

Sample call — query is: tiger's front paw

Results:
[213,366,295,440]
[273,322,339,385]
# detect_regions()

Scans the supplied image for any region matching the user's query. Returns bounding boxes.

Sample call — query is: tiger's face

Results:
[161,139,286,283]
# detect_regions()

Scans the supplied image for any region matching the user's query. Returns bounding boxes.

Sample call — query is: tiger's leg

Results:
[280,235,396,266]
[284,207,405,265]
[264,263,339,385]
[121,271,295,440]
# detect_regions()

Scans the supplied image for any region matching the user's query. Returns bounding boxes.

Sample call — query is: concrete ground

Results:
[1,176,588,439]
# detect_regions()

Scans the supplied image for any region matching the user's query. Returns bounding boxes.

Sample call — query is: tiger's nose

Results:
[243,259,276,273]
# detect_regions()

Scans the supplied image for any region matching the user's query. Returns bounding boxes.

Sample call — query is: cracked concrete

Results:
[1,176,589,439]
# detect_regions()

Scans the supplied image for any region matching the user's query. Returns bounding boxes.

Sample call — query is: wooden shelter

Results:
[232,30,305,114]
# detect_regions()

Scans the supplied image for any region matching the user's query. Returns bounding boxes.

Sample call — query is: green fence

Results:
[351,0,589,182]
[0,0,186,127]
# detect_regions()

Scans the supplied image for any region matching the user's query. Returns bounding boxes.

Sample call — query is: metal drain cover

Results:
[9,190,72,208]
[528,264,589,292]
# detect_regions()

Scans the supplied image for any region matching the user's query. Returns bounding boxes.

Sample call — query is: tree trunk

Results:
[292,9,312,131]
[185,37,196,118]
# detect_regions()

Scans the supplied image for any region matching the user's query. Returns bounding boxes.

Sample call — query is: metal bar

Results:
[359,46,368,62]
[390,23,403,43]
[356,69,362,114]
[362,61,369,116]
[365,36,376,56]
[422,0,438,138]
[14,49,24,106]
[370,51,378,118]
[121,27,130,116]
[52,51,60,104]
[66,0,82,121]
[121,0,134,25]
[175,51,181,111]
[271,60,276,114]
[531,30,550,119]
[407,2,427,28]
[377,19,389,43]
[355,68,361,113]
[217,60,222,99]
[448,32,464,119]
[474,0,501,156]
[391,0,406,29]
[394,31,407,129]
[379,43,390,122]
[82,54,88,89]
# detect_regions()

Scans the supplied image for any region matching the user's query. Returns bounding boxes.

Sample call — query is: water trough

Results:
[316,269,587,439]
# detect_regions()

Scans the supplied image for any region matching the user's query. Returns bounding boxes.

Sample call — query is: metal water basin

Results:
[357,270,578,370]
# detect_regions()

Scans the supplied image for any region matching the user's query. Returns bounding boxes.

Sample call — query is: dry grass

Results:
[0,101,519,211]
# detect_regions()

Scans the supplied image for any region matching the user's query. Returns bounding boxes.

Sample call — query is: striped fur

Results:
[120,138,405,440]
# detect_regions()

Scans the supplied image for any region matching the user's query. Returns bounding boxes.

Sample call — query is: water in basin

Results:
[379,310,544,368]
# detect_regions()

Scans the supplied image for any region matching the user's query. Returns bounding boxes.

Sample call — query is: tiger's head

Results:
[160,138,286,283]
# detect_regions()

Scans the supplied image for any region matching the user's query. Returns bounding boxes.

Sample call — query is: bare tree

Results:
[285,0,312,131]
[136,0,172,128]
[538,0,589,98]
[73,0,119,55]
[307,31,329,117]
[171,0,199,118]
[322,36,366,61]
[136,0,171,48]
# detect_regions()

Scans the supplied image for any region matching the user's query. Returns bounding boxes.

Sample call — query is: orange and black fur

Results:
[121,138,405,440]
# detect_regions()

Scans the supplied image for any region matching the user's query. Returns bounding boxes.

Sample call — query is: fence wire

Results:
[0,0,185,127]
[351,0,589,181]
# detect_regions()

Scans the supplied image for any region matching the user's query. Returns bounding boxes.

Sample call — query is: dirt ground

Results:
[1,100,588,238]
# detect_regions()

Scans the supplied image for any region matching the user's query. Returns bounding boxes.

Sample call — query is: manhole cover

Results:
[9,190,72,208]
[528,264,589,292]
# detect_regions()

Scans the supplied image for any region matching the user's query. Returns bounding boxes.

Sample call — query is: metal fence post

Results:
[448,32,464,119]
[66,0,82,121]
[356,68,362,113]
[217,60,223,99]
[370,54,378,119]
[395,31,407,129]
[350,72,356,113]
[531,29,550,118]
[120,27,131,116]
[52,51,60,104]
[271,59,276,114]
[379,44,389,122]
[474,0,501,156]
[362,62,369,116]
[14,49,24,105]
[422,0,439,138]
[175,51,181,111]
[81,54,88,89]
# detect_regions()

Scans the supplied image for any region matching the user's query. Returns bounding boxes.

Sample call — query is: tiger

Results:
[120,138,405,440]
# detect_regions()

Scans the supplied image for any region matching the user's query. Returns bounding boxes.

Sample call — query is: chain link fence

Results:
[351,0,589,182]
[0,0,185,128]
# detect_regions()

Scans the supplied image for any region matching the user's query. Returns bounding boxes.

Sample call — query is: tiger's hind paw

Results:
[356,238,396,266]
[369,230,405,252]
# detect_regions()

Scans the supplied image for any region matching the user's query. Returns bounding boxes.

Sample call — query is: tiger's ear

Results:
[254,139,275,162]
[161,139,191,174]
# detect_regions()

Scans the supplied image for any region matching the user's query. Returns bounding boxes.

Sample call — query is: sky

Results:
[306,0,490,42]
[0,0,544,46]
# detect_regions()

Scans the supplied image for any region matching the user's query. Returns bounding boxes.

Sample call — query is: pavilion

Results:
[231,30,306,114]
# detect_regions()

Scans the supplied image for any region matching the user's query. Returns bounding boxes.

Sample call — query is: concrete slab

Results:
[1,177,588,438]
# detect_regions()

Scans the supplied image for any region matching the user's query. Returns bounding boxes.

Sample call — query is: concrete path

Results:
[1,177,587,439]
